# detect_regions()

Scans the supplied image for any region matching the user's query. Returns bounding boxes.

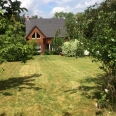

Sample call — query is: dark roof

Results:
[25,18,67,38]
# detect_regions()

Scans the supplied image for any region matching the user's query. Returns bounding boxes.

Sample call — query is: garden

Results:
[0,0,116,115]
[0,55,112,116]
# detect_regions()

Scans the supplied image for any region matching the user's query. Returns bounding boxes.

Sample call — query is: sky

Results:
[19,0,105,18]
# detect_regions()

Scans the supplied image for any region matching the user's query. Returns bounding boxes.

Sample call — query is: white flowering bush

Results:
[62,39,79,57]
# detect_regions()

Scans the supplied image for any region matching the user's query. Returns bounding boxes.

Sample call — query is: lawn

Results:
[0,55,114,116]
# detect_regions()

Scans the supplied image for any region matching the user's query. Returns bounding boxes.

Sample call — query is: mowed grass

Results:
[0,55,114,116]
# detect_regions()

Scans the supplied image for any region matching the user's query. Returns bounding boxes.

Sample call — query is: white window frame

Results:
[46,44,52,51]
[36,45,41,53]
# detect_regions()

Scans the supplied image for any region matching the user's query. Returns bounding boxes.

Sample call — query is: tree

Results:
[0,0,27,34]
[0,15,33,63]
[53,12,67,19]
[52,29,64,54]
[65,12,77,39]
[0,0,27,18]
[0,1,33,64]
[31,15,38,19]
[76,0,116,109]
[53,12,78,39]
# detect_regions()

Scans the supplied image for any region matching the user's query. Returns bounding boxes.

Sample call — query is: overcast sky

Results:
[19,0,104,18]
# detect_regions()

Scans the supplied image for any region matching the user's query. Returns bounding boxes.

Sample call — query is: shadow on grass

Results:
[64,74,107,100]
[0,74,42,96]
[0,112,24,116]
[0,112,6,116]
[62,112,72,116]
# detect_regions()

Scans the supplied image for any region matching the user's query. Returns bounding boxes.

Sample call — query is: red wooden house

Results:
[25,16,66,54]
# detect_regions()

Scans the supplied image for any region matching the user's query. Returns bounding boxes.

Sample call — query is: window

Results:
[46,44,49,50]
[37,33,40,38]
[32,33,35,38]
[36,45,41,53]
[32,32,40,39]
[46,44,52,51]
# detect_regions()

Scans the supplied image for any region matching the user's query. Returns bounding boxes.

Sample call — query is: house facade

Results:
[25,16,66,54]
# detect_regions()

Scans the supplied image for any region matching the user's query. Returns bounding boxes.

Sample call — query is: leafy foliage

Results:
[27,40,40,55]
[52,29,64,54]
[0,16,33,63]
[76,0,116,109]
[53,12,78,39]
[0,1,33,64]
[0,0,27,18]
[31,15,38,19]
[62,39,79,57]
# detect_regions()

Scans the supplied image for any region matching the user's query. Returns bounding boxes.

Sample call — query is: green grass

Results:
[0,55,115,116]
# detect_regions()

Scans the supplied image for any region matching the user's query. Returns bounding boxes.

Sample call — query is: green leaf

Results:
[0,10,4,15]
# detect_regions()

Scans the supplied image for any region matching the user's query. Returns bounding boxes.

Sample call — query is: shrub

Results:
[62,39,79,57]
[43,50,51,55]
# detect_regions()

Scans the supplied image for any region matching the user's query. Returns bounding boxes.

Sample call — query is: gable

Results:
[26,26,45,39]
[26,27,45,39]
[25,18,67,39]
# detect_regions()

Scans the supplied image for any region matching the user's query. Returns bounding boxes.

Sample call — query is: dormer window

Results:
[32,32,40,39]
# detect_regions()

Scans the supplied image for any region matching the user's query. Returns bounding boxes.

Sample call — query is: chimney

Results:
[26,14,30,20]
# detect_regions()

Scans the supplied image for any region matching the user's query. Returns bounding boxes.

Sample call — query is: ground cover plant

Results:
[0,55,115,116]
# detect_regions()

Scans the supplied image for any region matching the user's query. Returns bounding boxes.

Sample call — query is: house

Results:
[25,16,67,54]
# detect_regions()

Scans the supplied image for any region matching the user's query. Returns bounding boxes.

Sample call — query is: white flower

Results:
[81,42,83,45]
[104,89,108,93]
[95,102,98,108]
[84,50,89,55]
[96,51,99,54]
